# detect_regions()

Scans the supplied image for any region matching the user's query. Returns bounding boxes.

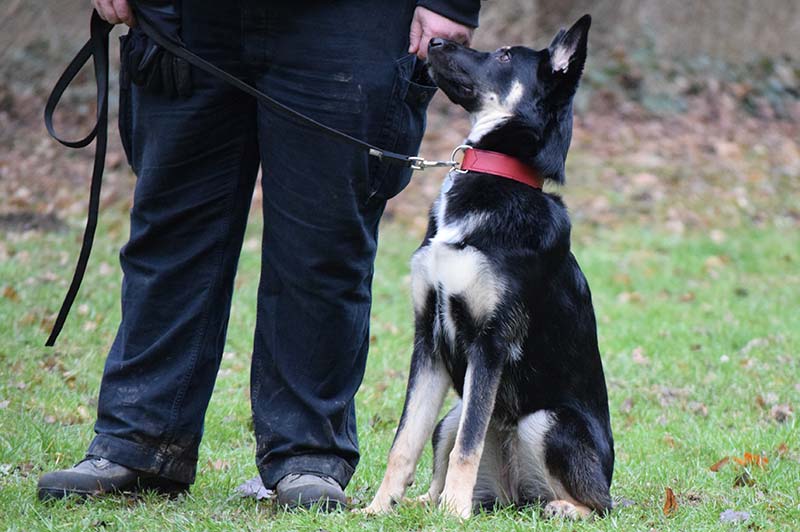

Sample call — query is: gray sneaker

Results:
[275,473,347,510]
[37,457,189,501]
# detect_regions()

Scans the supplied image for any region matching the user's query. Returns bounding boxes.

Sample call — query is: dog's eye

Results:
[497,48,512,63]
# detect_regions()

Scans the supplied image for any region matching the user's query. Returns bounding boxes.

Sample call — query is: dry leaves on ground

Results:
[663,486,678,516]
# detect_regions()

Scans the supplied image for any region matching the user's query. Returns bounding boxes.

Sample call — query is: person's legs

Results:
[84,4,258,484]
[245,0,437,491]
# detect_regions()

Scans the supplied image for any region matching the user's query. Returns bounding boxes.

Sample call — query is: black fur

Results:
[415,14,614,514]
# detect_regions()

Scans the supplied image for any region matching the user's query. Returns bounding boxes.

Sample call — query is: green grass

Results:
[1,197,798,531]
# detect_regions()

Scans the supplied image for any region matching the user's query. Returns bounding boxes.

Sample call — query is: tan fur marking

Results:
[439,451,483,518]
[544,499,593,520]
[363,367,450,514]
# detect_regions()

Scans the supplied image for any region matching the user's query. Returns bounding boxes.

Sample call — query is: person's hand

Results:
[408,6,473,60]
[92,0,136,26]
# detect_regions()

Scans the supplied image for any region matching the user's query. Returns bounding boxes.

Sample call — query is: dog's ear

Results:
[546,14,591,82]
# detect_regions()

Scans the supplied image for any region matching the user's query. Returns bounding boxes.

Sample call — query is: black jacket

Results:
[418,0,481,28]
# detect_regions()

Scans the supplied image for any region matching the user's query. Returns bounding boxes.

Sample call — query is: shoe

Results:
[275,473,347,511]
[37,457,189,501]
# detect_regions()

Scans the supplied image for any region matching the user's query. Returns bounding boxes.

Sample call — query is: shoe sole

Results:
[38,480,189,502]
[278,496,347,512]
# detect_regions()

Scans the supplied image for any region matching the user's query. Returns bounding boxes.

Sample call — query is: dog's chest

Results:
[410,187,506,345]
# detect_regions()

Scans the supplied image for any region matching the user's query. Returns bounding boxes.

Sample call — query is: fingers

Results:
[94,0,121,24]
[112,0,136,27]
[408,17,423,55]
[93,0,135,26]
[409,6,475,60]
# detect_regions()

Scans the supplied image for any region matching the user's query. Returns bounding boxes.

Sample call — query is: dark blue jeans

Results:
[87,0,436,488]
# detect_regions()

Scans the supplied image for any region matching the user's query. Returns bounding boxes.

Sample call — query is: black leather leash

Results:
[44,9,455,346]
[44,12,112,346]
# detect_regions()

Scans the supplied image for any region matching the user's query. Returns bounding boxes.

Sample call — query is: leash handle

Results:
[44,11,113,346]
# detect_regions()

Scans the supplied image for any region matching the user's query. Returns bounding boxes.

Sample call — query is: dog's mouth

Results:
[427,61,477,108]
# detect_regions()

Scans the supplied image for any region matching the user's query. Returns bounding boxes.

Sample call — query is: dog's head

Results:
[427,15,591,184]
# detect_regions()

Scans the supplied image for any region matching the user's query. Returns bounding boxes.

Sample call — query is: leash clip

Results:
[409,145,473,172]
[409,156,456,171]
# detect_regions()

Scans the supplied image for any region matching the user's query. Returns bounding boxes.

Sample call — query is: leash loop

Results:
[44,11,114,346]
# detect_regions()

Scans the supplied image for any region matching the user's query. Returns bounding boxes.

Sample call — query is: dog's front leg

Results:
[363,296,449,514]
[439,340,503,519]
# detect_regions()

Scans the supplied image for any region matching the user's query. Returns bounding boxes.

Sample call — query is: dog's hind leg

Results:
[515,408,613,519]
[438,335,504,518]
[542,407,613,517]
[363,288,450,514]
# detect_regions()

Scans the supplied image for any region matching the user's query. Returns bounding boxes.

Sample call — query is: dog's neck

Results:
[468,119,539,167]
[467,114,571,184]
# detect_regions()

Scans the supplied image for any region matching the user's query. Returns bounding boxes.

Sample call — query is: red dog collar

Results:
[459,147,543,190]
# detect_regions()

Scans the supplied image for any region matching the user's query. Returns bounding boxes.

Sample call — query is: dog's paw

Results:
[438,492,472,519]
[543,499,592,520]
[358,495,395,515]
[412,491,438,506]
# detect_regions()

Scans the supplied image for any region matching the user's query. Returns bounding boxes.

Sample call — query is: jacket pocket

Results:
[118,34,135,172]
[367,54,438,203]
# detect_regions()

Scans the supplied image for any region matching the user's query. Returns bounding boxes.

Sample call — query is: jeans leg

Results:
[245,0,431,489]
[89,5,260,484]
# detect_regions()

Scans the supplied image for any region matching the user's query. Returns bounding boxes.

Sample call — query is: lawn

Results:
[1,165,798,530]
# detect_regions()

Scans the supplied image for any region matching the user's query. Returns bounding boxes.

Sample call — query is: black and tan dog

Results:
[363,15,613,519]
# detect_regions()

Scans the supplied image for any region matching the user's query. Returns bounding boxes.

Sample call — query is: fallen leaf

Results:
[208,459,230,471]
[99,262,114,276]
[234,476,274,500]
[710,229,726,243]
[719,509,750,524]
[704,255,727,271]
[776,443,789,456]
[76,405,91,422]
[614,497,636,508]
[769,403,793,423]
[620,397,634,414]
[755,392,778,409]
[618,291,643,304]
[2,285,19,302]
[733,452,768,468]
[631,346,649,365]
[739,337,768,355]
[688,401,708,417]
[663,487,678,516]
[710,456,730,472]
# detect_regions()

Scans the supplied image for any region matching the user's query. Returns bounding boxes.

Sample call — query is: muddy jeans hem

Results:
[259,453,355,490]
[87,433,197,484]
